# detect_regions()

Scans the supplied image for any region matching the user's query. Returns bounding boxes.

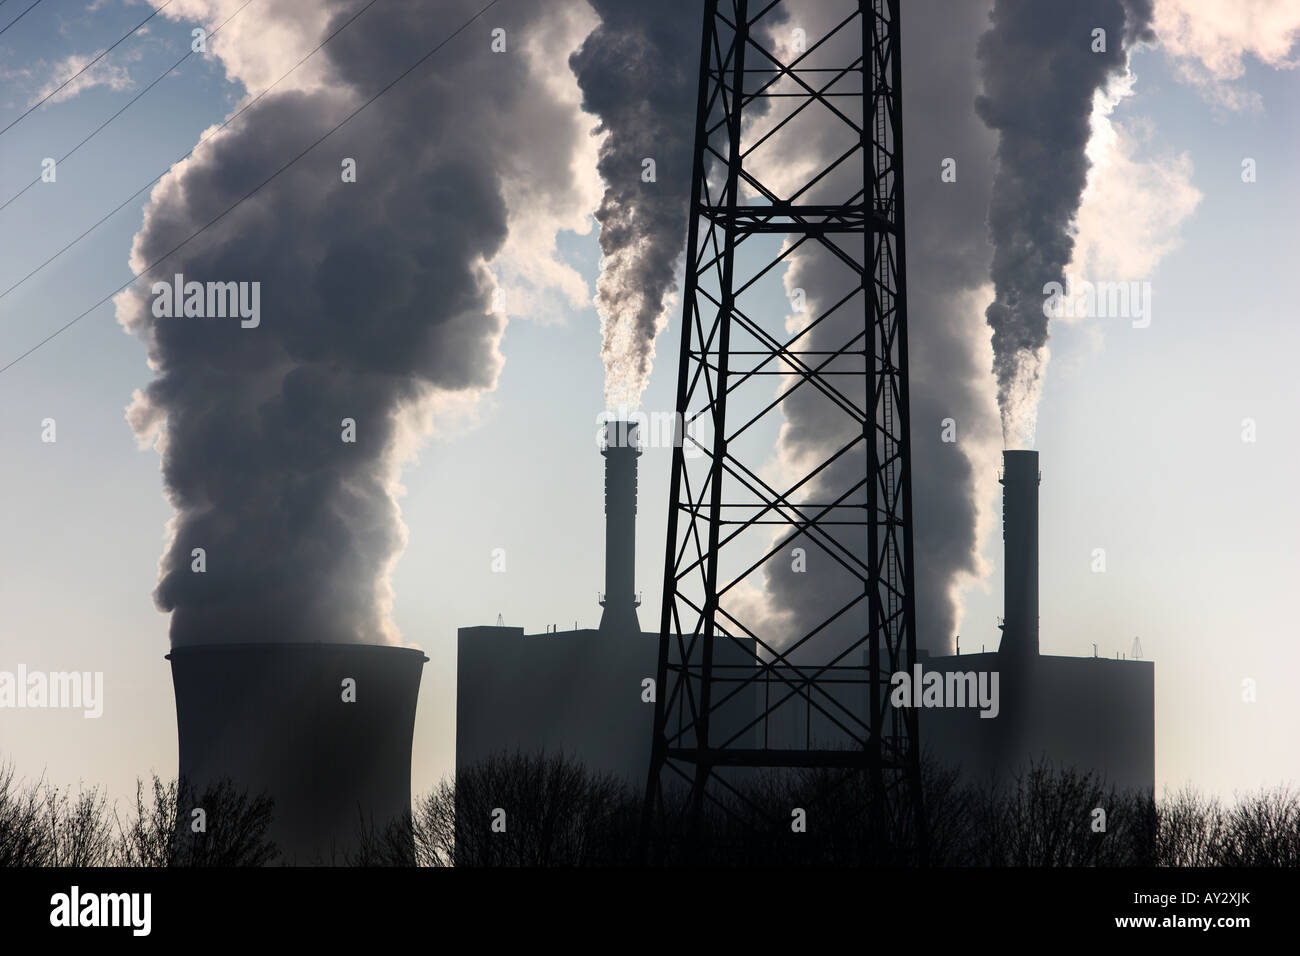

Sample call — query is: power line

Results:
[0,0,502,377]
[0,0,387,305]
[0,0,258,216]
[0,0,180,140]
[0,0,178,141]
[0,1,40,39]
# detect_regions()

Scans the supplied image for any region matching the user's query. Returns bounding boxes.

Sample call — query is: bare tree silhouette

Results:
[971,761,1154,866]
[44,784,115,866]
[450,751,637,866]
[113,775,278,867]
[351,751,638,866]
[4,751,1298,867]
[0,762,51,866]
[1153,785,1226,866]
[0,762,113,866]
[1215,786,1300,866]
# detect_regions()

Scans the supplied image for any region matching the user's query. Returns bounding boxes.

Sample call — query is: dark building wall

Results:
[456,629,1154,795]
[754,663,875,753]
[455,626,758,784]
[169,642,426,864]
[915,651,1154,793]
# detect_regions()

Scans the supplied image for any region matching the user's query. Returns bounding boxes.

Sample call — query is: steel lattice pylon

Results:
[642,0,925,860]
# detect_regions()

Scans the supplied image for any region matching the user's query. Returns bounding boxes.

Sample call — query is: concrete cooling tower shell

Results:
[168,642,426,864]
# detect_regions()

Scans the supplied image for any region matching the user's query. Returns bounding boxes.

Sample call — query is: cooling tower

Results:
[599,420,642,634]
[168,642,426,864]
[999,450,1040,659]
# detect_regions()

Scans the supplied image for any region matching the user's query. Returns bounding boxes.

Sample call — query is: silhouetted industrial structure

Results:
[999,450,1040,660]
[169,642,426,864]
[457,421,758,787]
[641,0,925,849]
[455,448,1155,799]
[916,452,1154,793]
[914,649,1154,793]
[452,0,1155,860]
[598,421,642,634]
[456,625,758,785]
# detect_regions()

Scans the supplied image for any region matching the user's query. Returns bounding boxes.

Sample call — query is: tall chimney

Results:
[599,420,641,634]
[999,449,1040,659]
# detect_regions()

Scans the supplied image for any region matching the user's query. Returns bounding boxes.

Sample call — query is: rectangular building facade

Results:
[455,625,759,786]
[456,630,1154,796]
[914,650,1155,793]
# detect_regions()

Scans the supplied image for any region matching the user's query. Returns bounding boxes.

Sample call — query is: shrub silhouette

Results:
[5,751,1298,867]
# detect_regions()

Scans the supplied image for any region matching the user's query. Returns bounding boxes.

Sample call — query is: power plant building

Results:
[914,648,1154,793]
[457,422,757,783]
[456,626,759,784]
[456,441,1155,797]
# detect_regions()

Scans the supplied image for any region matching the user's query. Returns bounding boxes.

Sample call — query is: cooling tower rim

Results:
[165,641,428,664]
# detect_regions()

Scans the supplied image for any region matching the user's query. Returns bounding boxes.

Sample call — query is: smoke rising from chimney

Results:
[975,0,1155,448]
[571,0,782,410]
[115,0,599,647]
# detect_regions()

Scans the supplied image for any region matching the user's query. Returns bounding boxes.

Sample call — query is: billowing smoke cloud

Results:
[115,0,597,647]
[975,0,1155,447]
[570,0,702,410]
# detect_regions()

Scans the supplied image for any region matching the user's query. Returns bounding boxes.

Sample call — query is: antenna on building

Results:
[496,613,504,627]
[1092,643,1098,658]
[1131,636,1142,659]
[955,635,960,656]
